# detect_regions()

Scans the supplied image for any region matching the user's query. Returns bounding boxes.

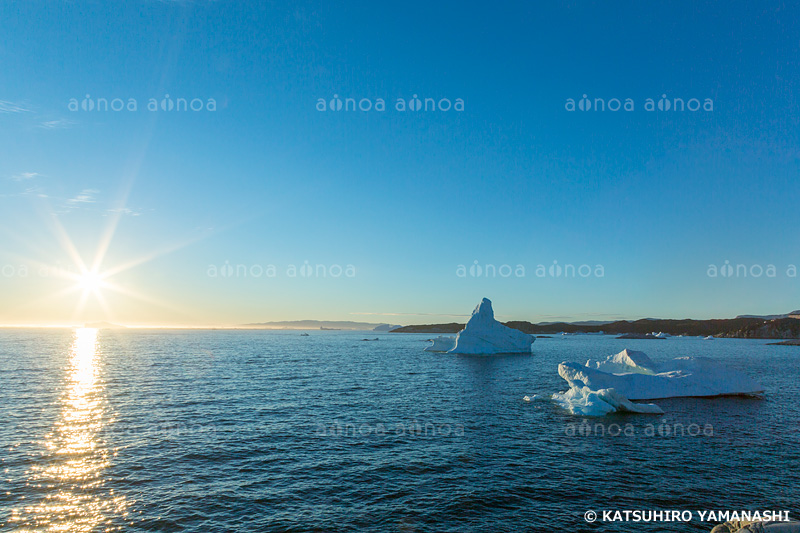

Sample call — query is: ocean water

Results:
[1,329,798,532]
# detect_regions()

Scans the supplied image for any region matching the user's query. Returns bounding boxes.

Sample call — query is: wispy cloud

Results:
[0,183,48,199]
[25,186,48,198]
[106,206,142,217]
[66,189,99,206]
[38,119,75,129]
[48,188,102,215]
[1,99,75,131]
[0,100,30,114]
[1,177,120,216]
[535,313,625,319]
[351,312,472,318]
[10,171,42,181]
[351,311,629,322]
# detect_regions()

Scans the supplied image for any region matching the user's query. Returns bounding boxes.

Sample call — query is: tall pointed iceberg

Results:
[425,298,535,354]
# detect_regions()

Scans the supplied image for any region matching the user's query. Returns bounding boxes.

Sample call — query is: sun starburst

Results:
[6,209,213,325]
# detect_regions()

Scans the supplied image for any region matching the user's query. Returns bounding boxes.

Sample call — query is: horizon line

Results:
[0,312,792,330]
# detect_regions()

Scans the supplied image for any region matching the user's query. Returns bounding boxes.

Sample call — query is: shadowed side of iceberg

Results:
[424,336,456,352]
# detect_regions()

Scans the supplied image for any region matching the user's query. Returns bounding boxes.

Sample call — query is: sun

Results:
[14,207,212,324]
[77,270,105,294]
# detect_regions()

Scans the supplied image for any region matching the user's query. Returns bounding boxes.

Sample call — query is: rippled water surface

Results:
[1,329,798,532]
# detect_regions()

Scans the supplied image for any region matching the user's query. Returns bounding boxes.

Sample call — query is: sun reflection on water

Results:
[11,328,128,532]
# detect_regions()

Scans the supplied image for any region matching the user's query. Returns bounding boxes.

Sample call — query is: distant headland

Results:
[242,320,401,332]
[391,312,800,339]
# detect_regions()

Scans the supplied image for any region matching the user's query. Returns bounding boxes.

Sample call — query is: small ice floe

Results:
[550,380,663,416]
[522,394,548,405]
[558,349,763,400]
[522,395,547,402]
[705,335,715,340]
[423,298,534,354]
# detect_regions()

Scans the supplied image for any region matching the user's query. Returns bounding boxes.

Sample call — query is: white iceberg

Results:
[551,381,664,416]
[424,298,534,354]
[558,349,763,400]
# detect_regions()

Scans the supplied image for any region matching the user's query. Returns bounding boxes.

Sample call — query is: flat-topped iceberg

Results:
[424,298,534,354]
[558,349,763,400]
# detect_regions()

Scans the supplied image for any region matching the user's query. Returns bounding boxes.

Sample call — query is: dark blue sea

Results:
[1,329,798,532]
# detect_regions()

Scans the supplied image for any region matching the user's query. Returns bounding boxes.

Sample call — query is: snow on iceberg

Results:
[584,348,657,374]
[558,349,764,400]
[424,298,534,354]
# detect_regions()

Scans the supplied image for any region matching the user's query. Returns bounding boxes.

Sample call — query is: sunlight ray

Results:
[45,212,88,275]
[101,229,214,279]
[101,281,200,320]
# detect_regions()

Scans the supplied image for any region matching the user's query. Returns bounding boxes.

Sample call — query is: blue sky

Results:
[0,0,798,326]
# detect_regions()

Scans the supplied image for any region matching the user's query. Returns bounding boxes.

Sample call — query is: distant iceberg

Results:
[373,324,402,332]
[424,298,534,354]
[558,349,763,400]
[616,333,664,340]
